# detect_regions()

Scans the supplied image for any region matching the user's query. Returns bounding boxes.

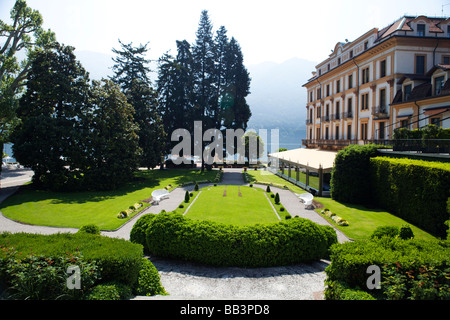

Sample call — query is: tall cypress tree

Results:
[157,40,195,155]
[157,10,252,167]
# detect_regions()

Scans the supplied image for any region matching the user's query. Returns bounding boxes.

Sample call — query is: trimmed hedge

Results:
[325,238,450,300]
[330,144,381,204]
[135,211,337,268]
[0,232,164,299]
[370,157,450,238]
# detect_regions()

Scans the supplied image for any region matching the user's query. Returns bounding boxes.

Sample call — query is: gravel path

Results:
[0,167,348,300]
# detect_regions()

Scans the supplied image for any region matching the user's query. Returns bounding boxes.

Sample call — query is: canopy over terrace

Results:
[268,148,338,196]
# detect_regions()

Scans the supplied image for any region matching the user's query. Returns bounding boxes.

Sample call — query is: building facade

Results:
[303,16,450,150]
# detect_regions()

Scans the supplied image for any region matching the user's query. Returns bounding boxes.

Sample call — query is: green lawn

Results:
[244,169,307,194]
[245,170,437,241]
[0,169,217,230]
[314,197,436,241]
[184,185,282,226]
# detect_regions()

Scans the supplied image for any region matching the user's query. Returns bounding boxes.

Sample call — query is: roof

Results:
[269,148,337,172]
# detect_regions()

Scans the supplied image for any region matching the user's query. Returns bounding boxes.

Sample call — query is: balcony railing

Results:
[303,139,450,154]
[342,112,353,119]
[302,139,359,147]
[331,113,341,121]
[372,106,388,118]
[321,115,331,122]
[306,119,313,125]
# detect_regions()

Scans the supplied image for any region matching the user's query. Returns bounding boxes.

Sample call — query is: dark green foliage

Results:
[370,157,450,238]
[157,11,251,169]
[185,190,190,203]
[324,280,376,300]
[85,282,131,300]
[0,232,145,297]
[12,43,91,191]
[274,193,280,205]
[370,226,399,240]
[330,144,381,204]
[136,258,166,296]
[2,253,99,300]
[324,238,450,300]
[130,214,158,252]
[78,224,101,235]
[399,225,414,240]
[194,183,199,191]
[111,40,166,169]
[84,79,141,191]
[12,44,142,191]
[266,186,271,193]
[140,212,337,268]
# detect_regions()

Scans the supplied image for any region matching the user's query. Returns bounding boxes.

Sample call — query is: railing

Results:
[331,113,341,121]
[321,115,331,122]
[341,112,353,119]
[303,139,450,153]
[302,139,359,147]
[372,106,388,117]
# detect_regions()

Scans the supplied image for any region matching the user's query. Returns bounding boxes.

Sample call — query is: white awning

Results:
[269,148,337,172]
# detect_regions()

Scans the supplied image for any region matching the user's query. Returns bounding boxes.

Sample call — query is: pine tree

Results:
[111,40,166,169]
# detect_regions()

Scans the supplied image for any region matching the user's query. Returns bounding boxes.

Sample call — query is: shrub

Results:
[330,144,381,205]
[271,194,275,198]
[130,214,157,252]
[179,204,184,209]
[370,157,450,238]
[0,232,144,289]
[370,226,399,240]
[135,258,166,296]
[324,238,450,300]
[280,207,285,212]
[184,190,190,203]
[194,183,199,191]
[399,225,414,240]
[141,212,337,268]
[275,193,280,205]
[266,186,271,193]
[78,224,101,235]
[85,283,121,300]
[2,253,99,300]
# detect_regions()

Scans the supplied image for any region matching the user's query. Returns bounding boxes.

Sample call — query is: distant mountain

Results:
[246,58,317,150]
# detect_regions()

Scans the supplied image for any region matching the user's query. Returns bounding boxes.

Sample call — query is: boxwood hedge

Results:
[132,211,337,268]
[0,232,165,299]
[370,157,450,238]
[324,238,450,300]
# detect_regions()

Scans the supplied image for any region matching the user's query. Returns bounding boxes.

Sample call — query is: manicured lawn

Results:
[185,185,282,226]
[314,197,436,241]
[244,169,307,194]
[0,169,217,230]
[245,170,437,241]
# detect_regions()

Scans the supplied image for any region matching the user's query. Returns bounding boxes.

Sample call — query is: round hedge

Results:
[131,211,337,268]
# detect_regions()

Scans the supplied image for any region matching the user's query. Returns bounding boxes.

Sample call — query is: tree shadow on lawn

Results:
[1,169,215,207]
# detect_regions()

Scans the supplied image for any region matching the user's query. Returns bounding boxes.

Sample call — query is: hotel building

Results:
[302,15,450,150]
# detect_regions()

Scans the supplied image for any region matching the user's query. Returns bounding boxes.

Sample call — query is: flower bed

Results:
[321,209,349,226]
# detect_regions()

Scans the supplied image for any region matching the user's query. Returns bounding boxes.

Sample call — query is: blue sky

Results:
[1,0,448,65]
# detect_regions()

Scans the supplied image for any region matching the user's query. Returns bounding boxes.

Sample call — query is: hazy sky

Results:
[1,0,448,66]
